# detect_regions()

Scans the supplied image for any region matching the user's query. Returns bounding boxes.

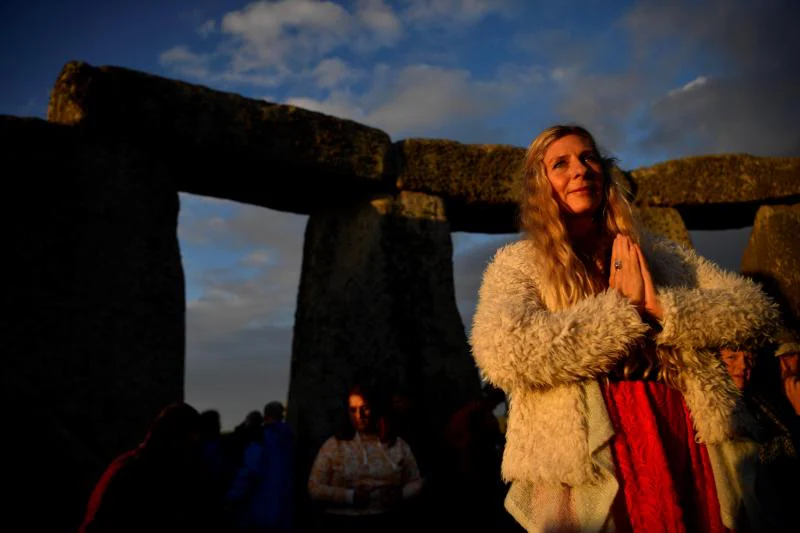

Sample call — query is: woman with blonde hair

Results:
[470,125,778,532]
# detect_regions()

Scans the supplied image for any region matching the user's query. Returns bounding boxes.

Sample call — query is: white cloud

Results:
[182,200,307,252]
[310,57,362,89]
[368,64,512,133]
[196,19,216,38]
[215,0,403,75]
[161,0,511,88]
[158,45,211,78]
[221,0,352,73]
[356,0,404,46]
[402,0,509,25]
[642,74,800,158]
[239,250,273,267]
[180,198,308,427]
[666,75,710,98]
[620,0,800,159]
[286,63,517,137]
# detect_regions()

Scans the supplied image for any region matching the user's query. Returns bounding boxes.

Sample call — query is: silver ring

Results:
[614,260,623,271]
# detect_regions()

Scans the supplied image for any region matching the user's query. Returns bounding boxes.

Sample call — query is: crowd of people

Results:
[78,382,515,533]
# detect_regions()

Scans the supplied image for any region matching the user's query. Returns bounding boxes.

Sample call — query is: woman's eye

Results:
[553,161,565,169]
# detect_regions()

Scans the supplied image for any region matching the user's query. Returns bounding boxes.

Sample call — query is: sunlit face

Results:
[779,352,799,379]
[721,348,753,390]
[543,134,605,218]
[348,393,372,433]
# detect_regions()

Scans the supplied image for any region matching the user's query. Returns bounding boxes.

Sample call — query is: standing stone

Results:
[2,116,185,532]
[742,204,800,328]
[636,206,693,248]
[288,190,481,484]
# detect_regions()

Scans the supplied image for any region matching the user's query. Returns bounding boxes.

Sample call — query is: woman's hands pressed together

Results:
[609,235,663,321]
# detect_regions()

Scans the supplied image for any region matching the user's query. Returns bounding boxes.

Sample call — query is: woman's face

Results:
[348,393,372,433]
[543,134,605,218]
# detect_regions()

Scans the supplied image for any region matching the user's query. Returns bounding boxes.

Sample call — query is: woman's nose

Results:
[571,159,590,178]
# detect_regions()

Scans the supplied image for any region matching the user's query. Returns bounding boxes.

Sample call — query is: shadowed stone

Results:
[394,139,524,233]
[636,206,693,248]
[288,190,482,497]
[2,115,184,531]
[394,139,800,233]
[631,155,800,230]
[47,61,395,214]
[631,155,800,206]
[741,204,800,328]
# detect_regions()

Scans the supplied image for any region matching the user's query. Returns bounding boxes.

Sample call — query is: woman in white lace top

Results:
[307,384,423,532]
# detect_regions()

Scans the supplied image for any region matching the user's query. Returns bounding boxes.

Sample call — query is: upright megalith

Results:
[742,204,800,328]
[636,206,693,247]
[288,190,481,481]
[2,115,185,531]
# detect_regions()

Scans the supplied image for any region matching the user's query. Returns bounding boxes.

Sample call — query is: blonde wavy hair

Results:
[521,125,669,381]
[521,124,637,310]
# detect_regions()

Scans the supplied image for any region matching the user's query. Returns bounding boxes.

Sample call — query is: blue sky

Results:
[4,0,798,429]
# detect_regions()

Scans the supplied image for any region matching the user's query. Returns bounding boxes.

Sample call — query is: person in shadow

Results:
[307,383,423,533]
[226,400,295,533]
[79,401,222,533]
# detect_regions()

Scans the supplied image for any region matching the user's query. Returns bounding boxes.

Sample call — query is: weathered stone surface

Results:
[288,190,482,492]
[2,115,184,531]
[741,204,800,329]
[394,139,800,233]
[48,61,395,214]
[630,154,800,207]
[394,139,524,232]
[636,206,693,248]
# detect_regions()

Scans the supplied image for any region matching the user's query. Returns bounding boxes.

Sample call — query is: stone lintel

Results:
[394,138,523,233]
[48,61,395,214]
[630,154,800,208]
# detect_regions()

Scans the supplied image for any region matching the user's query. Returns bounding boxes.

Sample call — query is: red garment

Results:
[601,380,730,533]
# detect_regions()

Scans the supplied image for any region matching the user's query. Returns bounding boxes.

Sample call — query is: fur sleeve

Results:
[646,236,780,349]
[470,242,651,391]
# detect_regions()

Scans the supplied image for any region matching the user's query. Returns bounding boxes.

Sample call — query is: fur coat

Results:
[470,231,779,487]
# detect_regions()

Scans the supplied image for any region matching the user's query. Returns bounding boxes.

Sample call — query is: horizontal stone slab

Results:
[48,61,394,214]
[2,115,178,219]
[43,61,800,233]
[630,154,800,206]
[394,139,524,232]
[396,140,800,232]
